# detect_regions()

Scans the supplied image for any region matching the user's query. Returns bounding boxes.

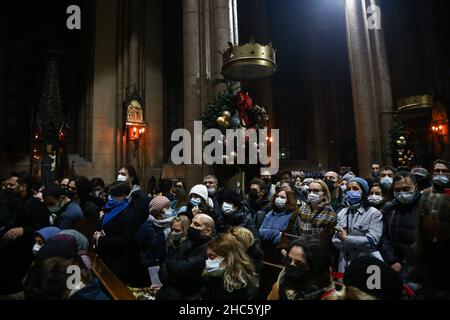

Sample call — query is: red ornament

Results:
[237,92,253,127]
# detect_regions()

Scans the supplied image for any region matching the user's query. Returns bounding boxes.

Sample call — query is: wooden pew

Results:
[88,253,137,300]
[258,261,284,299]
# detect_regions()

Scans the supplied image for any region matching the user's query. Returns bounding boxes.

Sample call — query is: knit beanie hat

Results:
[35,239,78,262]
[35,227,61,242]
[348,177,369,193]
[189,184,209,203]
[411,167,430,178]
[59,229,89,252]
[149,196,170,217]
[344,256,403,300]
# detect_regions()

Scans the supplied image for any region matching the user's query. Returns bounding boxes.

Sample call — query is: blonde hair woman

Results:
[198,233,259,300]
[279,180,337,253]
[167,215,191,254]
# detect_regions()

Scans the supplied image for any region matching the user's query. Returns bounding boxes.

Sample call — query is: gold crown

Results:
[221,42,277,81]
[398,95,433,112]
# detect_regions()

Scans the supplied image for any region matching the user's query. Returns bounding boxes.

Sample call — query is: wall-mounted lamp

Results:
[432,125,444,136]
[125,94,146,158]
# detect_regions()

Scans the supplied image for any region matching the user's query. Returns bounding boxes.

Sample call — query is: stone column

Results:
[90,0,119,182]
[183,0,204,186]
[345,0,394,176]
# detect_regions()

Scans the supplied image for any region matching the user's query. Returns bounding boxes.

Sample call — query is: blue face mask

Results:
[190,198,202,207]
[346,191,362,205]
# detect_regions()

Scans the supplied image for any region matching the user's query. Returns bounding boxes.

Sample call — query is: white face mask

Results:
[117,175,128,182]
[221,202,236,216]
[94,190,101,198]
[205,257,224,273]
[161,209,174,219]
[275,197,287,209]
[368,195,384,205]
[301,185,309,192]
[32,244,42,256]
[308,193,323,205]
[207,187,217,196]
[340,184,347,192]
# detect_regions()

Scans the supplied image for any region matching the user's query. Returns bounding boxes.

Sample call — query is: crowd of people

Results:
[1,160,450,300]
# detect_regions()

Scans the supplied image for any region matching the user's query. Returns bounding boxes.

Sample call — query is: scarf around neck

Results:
[102,197,129,226]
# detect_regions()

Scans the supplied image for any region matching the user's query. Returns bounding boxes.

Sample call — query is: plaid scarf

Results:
[294,202,337,237]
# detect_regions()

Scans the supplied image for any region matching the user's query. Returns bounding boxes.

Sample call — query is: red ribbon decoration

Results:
[237,92,253,127]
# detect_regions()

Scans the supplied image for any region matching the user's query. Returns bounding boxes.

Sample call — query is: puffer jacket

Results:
[381,193,421,274]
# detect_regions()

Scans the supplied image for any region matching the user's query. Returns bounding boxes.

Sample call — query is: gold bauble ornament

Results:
[222,111,231,119]
[217,117,227,127]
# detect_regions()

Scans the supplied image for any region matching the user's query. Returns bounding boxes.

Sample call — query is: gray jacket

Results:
[332,206,383,272]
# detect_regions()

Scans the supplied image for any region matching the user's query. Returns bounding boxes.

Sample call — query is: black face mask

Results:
[188,227,201,242]
[262,178,271,184]
[284,264,310,290]
[325,179,336,192]
[66,190,76,200]
[249,190,259,201]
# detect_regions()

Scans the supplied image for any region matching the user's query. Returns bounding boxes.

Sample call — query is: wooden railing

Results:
[88,253,137,300]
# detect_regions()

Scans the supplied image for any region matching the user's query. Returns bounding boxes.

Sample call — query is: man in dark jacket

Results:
[157,213,215,300]
[117,165,150,232]
[203,174,224,223]
[381,171,421,282]
[243,178,271,220]
[43,183,84,230]
[216,190,262,248]
[0,172,50,294]
[94,181,142,286]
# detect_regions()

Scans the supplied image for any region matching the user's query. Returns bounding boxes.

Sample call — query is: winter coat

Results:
[128,185,151,232]
[381,193,421,279]
[332,206,383,273]
[54,201,85,230]
[197,274,257,300]
[96,207,139,285]
[135,220,167,268]
[157,238,209,299]
[69,278,110,300]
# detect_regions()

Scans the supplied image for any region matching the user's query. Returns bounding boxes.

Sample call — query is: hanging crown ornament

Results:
[221,41,277,81]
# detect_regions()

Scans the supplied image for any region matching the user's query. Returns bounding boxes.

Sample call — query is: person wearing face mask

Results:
[216,190,261,253]
[260,170,276,198]
[170,187,188,218]
[135,196,170,285]
[93,181,141,286]
[332,177,383,273]
[292,176,307,202]
[166,215,191,256]
[242,178,271,229]
[415,194,450,299]
[367,184,387,211]
[196,233,259,300]
[157,214,215,300]
[366,163,381,188]
[381,171,421,282]
[116,165,150,233]
[43,183,84,230]
[90,177,107,208]
[300,178,314,199]
[32,226,62,256]
[423,159,450,196]
[69,176,101,230]
[0,172,50,295]
[180,184,213,221]
[380,166,395,191]
[203,175,224,222]
[411,167,431,192]
[279,181,337,253]
[268,237,338,300]
[259,190,298,263]
[324,171,346,213]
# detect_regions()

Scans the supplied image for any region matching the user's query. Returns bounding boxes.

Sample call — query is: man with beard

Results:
[0,172,50,295]
[423,160,450,195]
[268,237,337,300]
